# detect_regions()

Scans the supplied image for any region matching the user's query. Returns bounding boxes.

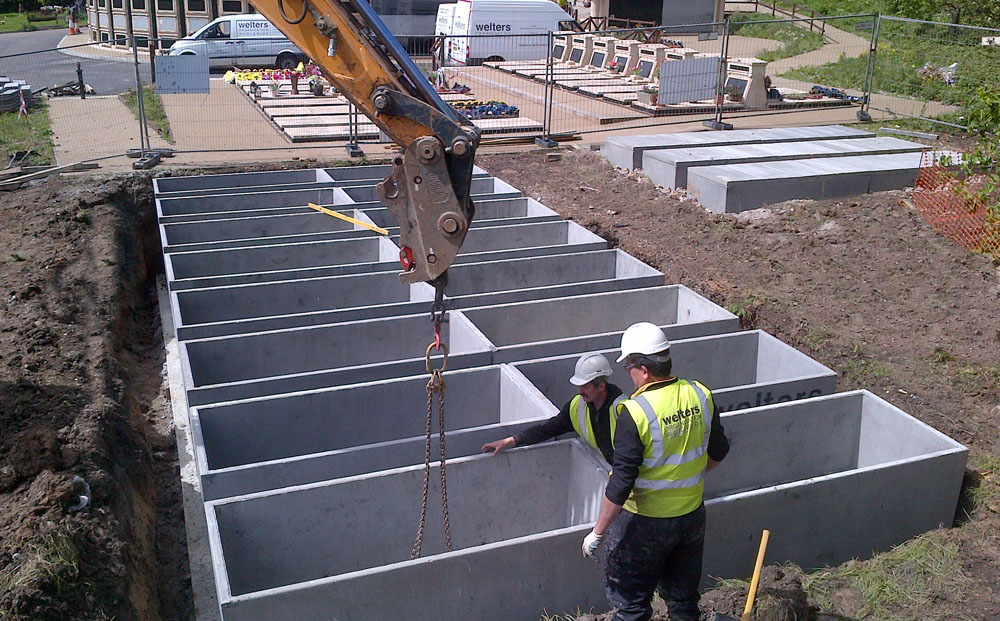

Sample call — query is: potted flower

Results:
[726,84,742,103]
[304,63,326,96]
[643,84,659,105]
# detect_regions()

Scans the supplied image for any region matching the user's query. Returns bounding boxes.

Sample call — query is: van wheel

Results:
[485,55,504,63]
[276,53,297,70]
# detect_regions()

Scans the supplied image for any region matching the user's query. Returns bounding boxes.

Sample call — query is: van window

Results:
[201,21,231,39]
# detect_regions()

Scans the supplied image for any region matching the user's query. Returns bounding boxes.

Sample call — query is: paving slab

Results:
[643,137,926,188]
[686,151,958,214]
[602,125,876,170]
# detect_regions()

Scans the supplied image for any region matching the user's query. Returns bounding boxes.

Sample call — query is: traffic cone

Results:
[68,14,79,35]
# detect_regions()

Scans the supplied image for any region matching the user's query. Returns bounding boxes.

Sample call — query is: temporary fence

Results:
[2,12,998,168]
[912,151,1000,260]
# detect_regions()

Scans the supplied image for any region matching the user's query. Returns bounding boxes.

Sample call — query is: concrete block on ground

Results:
[643,137,926,189]
[171,250,662,339]
[164,236,400,291]
[192,365,558,499]
[686,151,955,214]
[601,125,876,170]
[207,441,608,620]
[179,311,494,406]
[512,330,837,414]
[461,285,738,363]
[704,390,967,584]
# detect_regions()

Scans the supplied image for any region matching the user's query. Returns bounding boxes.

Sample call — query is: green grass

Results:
[783,25,1000,117]
[0,11,87,33]
[0,531,80,598]
[119,85,174,145]
[0,100,55,166]
[803,533,972,620]
[730,12,826,61]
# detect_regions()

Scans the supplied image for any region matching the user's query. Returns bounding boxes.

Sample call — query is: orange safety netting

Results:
[911,150,1000,260]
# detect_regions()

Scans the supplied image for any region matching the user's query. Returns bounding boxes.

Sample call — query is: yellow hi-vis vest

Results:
[619,379,713,518]
[569,393,625,456]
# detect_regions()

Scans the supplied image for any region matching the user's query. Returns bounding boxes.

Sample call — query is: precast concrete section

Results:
[601,125,876,170]
[179,311,494,406]
[703,391,967,585]
[164,236,402,291]
[461,285,739,362]
[169,250,663,339]
[206,441,610,620]
[152,165,968,620]
[202,392,966,620]
[512,330,837,415]
[191,365,558,499]
[642,137,926,189]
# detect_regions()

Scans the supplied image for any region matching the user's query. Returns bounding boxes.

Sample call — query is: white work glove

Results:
[582,530,604,558]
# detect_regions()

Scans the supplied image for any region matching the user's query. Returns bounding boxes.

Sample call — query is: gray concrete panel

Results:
[704,391,967,583]
[163,236,399,284]
[461,285,739,362]
[512,330,836,414]
[152,169,332,194]
[642,137,925,189]
[171,250,662,339]
[341,176,518,204]
[179,311,494,406]
[192,365,558,499]
[362,196,559,229]
[686,152,958,214]
[207,441,608,611]
[155,186,351,218]
[601,125,876,170]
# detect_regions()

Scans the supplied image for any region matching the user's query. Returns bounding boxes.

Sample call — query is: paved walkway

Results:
[48,94,171,165]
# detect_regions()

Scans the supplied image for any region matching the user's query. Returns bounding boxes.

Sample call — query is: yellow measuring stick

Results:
[307,202,389,236]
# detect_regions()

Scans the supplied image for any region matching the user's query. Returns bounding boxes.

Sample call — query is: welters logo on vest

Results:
[474,23,512,32]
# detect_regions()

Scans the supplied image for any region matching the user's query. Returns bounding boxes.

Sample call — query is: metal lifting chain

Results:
[411,279,452,559]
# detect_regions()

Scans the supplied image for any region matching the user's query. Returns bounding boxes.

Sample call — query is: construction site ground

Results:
[0,145,998,619]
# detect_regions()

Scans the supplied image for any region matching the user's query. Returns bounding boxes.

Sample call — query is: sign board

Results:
[154,55,210,95]
[233,18,282,38]
[657,56,720,105]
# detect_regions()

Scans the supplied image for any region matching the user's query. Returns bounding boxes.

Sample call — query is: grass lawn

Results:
[0,11,88,33]
[119,85,174,144]
[0,100,56,166]
[729,12,826,62]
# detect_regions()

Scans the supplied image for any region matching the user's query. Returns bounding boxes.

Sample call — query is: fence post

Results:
[536,30,557,148]
[858,13,880,122]
[704,18,733,131]
[76,62,85,100]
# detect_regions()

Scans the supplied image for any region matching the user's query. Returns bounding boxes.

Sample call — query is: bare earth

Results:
[0,150,998,619]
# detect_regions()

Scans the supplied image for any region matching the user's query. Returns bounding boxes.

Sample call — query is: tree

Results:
[885,0,999,28]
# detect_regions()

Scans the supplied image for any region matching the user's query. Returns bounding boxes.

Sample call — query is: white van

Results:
[168,14,306,69]
[435,3,458,61]
[448,0,571,65]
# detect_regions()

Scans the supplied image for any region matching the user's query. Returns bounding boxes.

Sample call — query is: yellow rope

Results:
[307,202,389,236]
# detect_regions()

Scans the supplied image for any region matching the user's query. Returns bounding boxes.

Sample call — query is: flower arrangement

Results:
[643,84,659,105]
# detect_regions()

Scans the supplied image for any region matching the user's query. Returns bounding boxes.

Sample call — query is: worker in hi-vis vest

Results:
[481,353,625,464]
[582,322,730,621]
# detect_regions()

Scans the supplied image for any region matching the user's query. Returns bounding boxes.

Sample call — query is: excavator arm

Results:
[248,0,479,288]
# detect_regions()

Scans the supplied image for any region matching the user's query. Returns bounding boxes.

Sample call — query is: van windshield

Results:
[197,21,230,39]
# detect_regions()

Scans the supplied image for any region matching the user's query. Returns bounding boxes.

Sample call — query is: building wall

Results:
[86,0,253,48]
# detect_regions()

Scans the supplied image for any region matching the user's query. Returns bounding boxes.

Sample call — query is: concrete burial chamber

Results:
[462,285,739,362]
[703,390,968,584]
[169,250,663,339]
[361,196,561,230]
[191,364,558,499]
[207,441,609,620]
[513,330,837,415]
[158,209,379,253]
[164,236,401,291]
[340,176,519,204]
[179,311,494,406]
[155,186,350,218]
[152,168,335,196]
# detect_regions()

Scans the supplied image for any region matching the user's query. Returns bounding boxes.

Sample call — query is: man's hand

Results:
[582,530,604,557]
[481,436,515,456]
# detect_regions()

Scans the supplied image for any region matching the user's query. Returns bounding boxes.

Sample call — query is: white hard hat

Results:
[616,322,671,363]
[569,353,613,386]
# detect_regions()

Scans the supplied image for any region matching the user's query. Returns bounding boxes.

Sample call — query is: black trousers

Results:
[603,504,706,621]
